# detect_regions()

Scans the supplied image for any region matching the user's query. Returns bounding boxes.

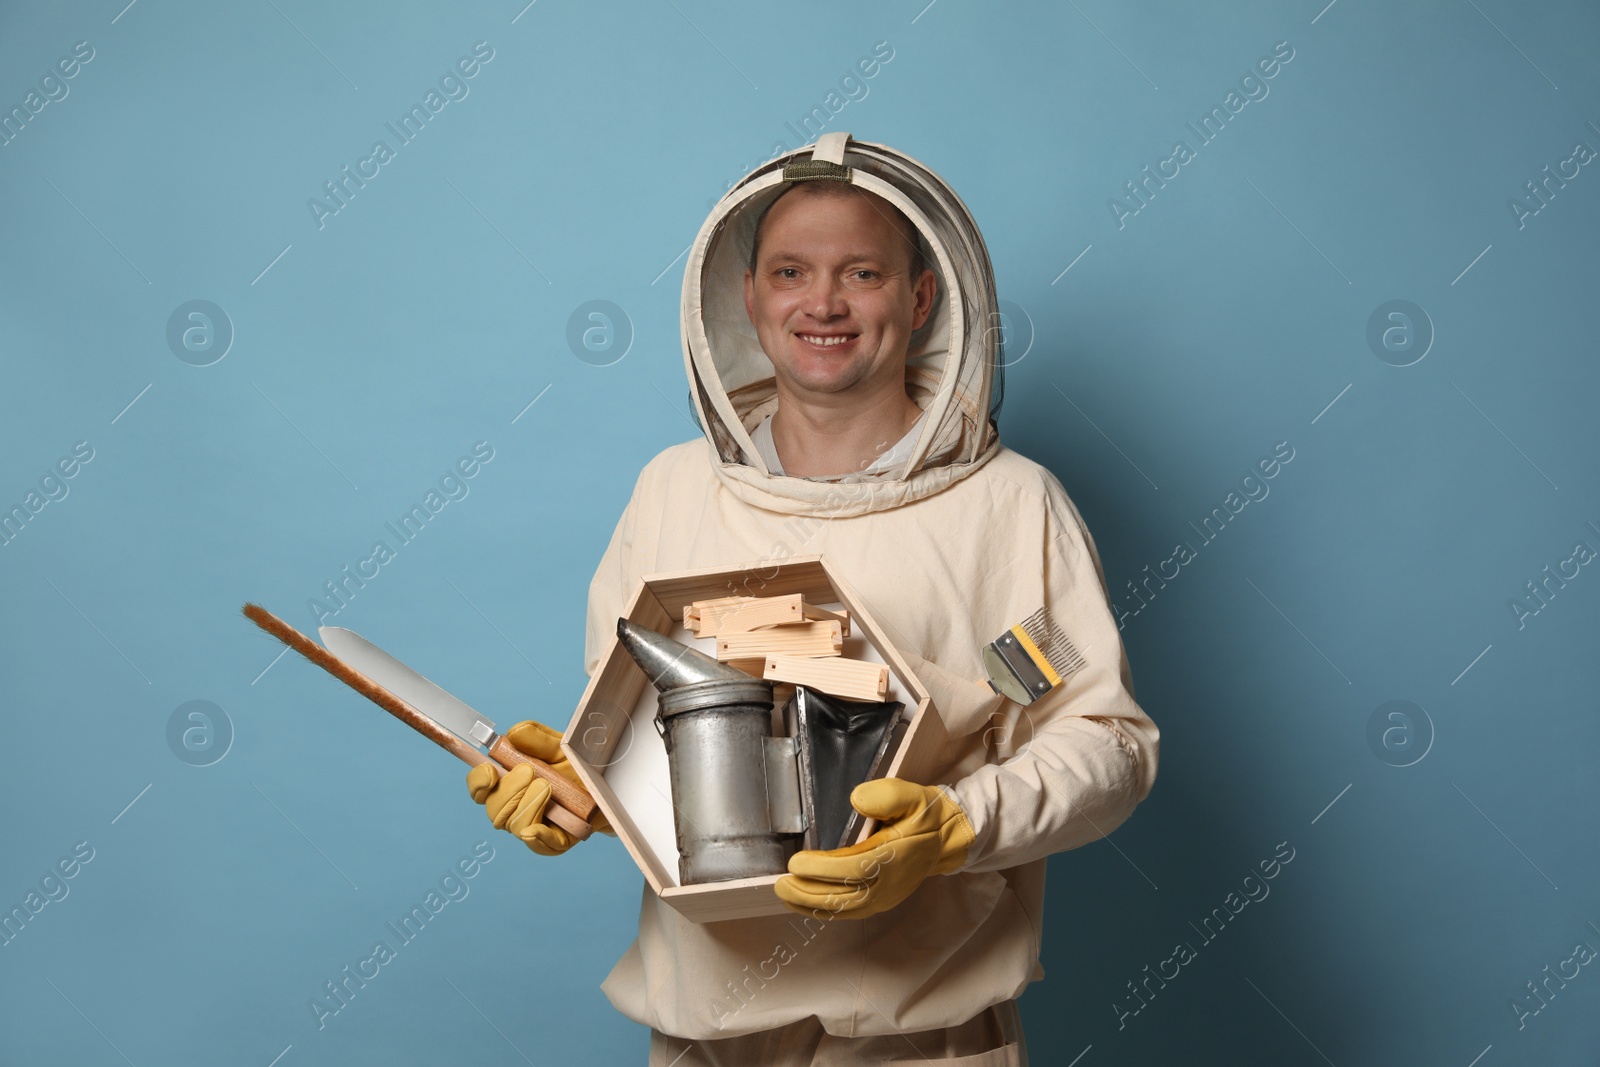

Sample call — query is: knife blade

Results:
[319,626,499,749]
[313,623,595,837]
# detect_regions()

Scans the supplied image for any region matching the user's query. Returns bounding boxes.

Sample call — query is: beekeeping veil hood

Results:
[682,132,1002,518]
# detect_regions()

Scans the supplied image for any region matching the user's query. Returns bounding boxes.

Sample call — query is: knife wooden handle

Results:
[537,797,594,840]
[487,736,597,837]
[242,602,599,840]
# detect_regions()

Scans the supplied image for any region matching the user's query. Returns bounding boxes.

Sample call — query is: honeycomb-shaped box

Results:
[561,554,946,923]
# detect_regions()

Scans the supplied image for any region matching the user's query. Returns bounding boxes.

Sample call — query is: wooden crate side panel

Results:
[564,581,661,763]
[883,695,945,786]
[661,875,790,923]
[823,560,930,708]
[632,585,675,635]
[564,581,674,894]
[565,651,647,766]
[576,756,672,894]
[646,557,832,618]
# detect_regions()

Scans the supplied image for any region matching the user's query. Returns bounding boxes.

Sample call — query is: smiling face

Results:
[743,184,937,402]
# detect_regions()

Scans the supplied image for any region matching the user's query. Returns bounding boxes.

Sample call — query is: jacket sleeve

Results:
[942,470,1159,874]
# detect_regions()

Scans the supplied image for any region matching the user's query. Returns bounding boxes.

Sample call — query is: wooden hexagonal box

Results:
[560,553,947,923]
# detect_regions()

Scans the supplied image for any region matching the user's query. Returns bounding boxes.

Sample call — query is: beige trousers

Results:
[648,1000,1028,1066]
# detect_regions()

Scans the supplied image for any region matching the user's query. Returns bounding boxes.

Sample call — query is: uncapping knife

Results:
[316,625,596,838]
[237,603,594,839]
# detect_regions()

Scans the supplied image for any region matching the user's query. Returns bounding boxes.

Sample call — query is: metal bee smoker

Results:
[615,619,806,885]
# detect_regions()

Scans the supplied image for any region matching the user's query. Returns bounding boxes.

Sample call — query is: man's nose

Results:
[805,276,850,319]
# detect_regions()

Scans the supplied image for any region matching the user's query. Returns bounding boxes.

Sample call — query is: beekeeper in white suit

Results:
[467,132,1159,1066]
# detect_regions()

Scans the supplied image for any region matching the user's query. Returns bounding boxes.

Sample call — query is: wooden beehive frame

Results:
[763,652,888,701]
[705,593,851,637]
[715,619,842,661]
[683,595,756,635]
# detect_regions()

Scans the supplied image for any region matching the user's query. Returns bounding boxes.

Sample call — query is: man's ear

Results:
[910,267,937,331]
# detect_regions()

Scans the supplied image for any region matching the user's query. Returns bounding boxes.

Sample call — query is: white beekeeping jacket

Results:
[582,132,1159,1040]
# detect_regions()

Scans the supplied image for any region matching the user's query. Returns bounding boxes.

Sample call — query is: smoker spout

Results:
[615,617,752,691]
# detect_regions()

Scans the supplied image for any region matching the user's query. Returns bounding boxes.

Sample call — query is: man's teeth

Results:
[799,334,852,346]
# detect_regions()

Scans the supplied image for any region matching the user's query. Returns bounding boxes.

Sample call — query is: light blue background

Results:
[3,1,1597,1064]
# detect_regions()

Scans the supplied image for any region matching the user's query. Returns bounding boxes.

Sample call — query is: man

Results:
[467,133,1159,1065]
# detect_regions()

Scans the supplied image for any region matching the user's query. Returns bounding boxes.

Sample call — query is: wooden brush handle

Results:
[242,602,597,840]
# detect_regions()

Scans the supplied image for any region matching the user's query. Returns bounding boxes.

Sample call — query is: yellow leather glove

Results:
[465,720,613,856]
[774,778,975,920]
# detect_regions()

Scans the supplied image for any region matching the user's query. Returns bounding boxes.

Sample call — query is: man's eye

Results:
[853,270,878,281]
[777,268,799,279]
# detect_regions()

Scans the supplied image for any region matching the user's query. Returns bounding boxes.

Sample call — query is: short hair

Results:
[748,181,926,281]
